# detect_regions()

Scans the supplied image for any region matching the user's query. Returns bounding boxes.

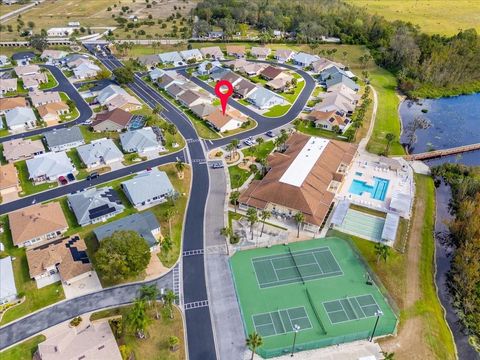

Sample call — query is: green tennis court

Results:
[251,247,343,288]
[333,209,385,241]
[230,237,398,358]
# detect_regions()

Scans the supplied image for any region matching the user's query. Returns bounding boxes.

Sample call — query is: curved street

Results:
[0,46,315,359]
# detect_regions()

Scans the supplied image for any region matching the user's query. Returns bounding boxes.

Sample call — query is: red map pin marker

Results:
[214,80,233,115]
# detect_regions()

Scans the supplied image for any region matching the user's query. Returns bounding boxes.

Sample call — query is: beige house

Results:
[14,64,40,77]
[0,96,28,115]
[226,45,246,58]
[0,78,17,94]
[250,46,271,59]
[29,91,62,107]
[205,107,247,133]
[0,163,20,197]
[8,202,68,247]
[22,72,48,89]
[26,235,92,287]
[34,321,122,360]
[2,138,45,163]
[37,101,69,125]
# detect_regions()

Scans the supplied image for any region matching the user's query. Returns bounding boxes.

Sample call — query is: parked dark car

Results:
[212,162,224,169]
[67,173,75,182]
[58,176,68,185]
[86,172,99,180]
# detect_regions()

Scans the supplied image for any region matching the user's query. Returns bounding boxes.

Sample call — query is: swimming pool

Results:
[348,177,390,201]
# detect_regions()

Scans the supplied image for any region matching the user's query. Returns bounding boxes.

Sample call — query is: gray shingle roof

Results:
[121,169,175,205]
[44,126,84,148]
[93,211,160,248]
[120,127,160,153]
[77,138,123,167]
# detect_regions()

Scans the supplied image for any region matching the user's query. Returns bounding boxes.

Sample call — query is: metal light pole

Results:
[290,324,300,357]
[369,310,383,342]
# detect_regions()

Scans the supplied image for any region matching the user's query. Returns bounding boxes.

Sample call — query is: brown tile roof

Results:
[178,89,203,106]
[205,107,246,129]
[2,138,44,162]
[8,202,68,246]
[26,235,91,280]
[0,97,28,112]
[37,101,69,117]
[226,45,246,56]
[239,133,357,226]
[309,110,349,127]
[260,65,284,80]
[93,108,133,128]
[0,163,18,190]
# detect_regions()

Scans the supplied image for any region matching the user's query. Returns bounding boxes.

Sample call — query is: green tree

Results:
[231,138,239,157]
[163,289,178,319]
[385,133,396,155]
[161,235,173,256]
[246,332,263,360]
[163,207,177,236]
[95,230,151,283]
[96,68,111,80]
[374,243,390,264]
[139,284,160,319]
[246,208,258,241]
[175,160,185,177]
[259,210,271,237]
[152,104,162,116]
[29,34,48,52]
[168,335,180,351]
[126,298,151,338]
[293,212,304,238]
[230,190,240,213]
[113,67,134,84]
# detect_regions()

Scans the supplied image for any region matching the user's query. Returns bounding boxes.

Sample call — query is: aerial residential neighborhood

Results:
[0,1,479,360]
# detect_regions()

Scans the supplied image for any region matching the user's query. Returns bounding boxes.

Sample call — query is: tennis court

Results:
[252,247,343,288]
[230,237,398,358]
[323,295,381,324]
[252,307,313,337]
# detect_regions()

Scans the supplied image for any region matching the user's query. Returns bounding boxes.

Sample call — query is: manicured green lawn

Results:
[16,79,28,95]
[15,160,58,197]
[263,104,291,117]
[228,165,251,189]
[122,153,147,166]
[238,98,250,106]
[66,149,89,180]
[242,140,274,160]
[62,69,74,78]
[38,72,58,90]
[0,335,45,360]
[59,92,80,122]
[279,78,305,104]
[295,120,347,140]
[0,216,65,326]
[184,109,221,140]
[250,75,268,85]
[79,125,119,143]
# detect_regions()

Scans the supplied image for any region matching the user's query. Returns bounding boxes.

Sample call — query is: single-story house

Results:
[35,321,122,360]
[178,89,209,108]
[266,73,294,92]
[226,45,246,58]
[309,110,351,132]
[138,54,161,69]
[26,151,75,183]
[180,49,203,62]
[67,187,125,226]
[158,51,183,65]
[3,138,44,163]
[8,202,68,247]
[96,85,142,112]
[73,62,101,80]
[76,138,123,169]
[225,58,249,72]
[239,62,268,76]
[29,91,61,107]
[120,127,164,154]
[92,108,133,132]
[260,65,285,80]
[275,49,295,63]
[210,66,230,81]
[199,46,224,60]
[0,78,17,94]
[220,70,242,86]
[293,52,320,68]
[93,211,161,252]
[0,97,27,114]
[47,27,75,37]
[26,235,93,287]
[0,163,20,197]
[121,169,175,209]
[190,102,216,118]
[63,54,91,68]
[166,83,187,99]
[311,58,345,73]
[247,87,286,109]
[5,106,37,131]
[234,79,257,98]
[0,257,17,304]
[44,126,85,152]
[149,68,165,81]
[40,49,68,62]
[21,72,48,89]
[205,107,247,133]
[315,91,357,114]
[250,46,271,59]
[326,73,359,92]
[14,64,40,77]
[197,60,221,75]
[37,101,69,125]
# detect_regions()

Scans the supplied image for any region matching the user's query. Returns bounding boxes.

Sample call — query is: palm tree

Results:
[161,235,173,256]
[225,143,234,160]
[220,226,232,242]
[175,160,185,178]
[246,208,258,241]
[231,138,239,157]
[152,104,162,116]
[246,332,263,360]
[293,212,305,238]
[258,158,267,177]
[374,243,390,264]
[230,191,240,213]
[259,210,271,237]
[126,298,151,338]
[164,207,177,236]
[385,133,395,155]
[163,289,178,319]
[139,284,160,319]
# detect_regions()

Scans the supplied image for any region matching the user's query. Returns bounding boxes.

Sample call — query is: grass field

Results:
[230,237,397,358]
[0,335,45,360]
[348,0,480,36]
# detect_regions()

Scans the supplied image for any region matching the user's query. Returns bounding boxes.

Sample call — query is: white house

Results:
[5,107,37,131]
[76,138,123,169]
[120,127,164,155]
[158,51,183,65]
[47,27,76,37]
[180,49,203,62]
[247,87,287,110]
[26,151,75,182]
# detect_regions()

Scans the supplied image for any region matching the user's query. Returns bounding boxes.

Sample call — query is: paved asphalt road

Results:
[0,65,93,142]
[0,273,174,350]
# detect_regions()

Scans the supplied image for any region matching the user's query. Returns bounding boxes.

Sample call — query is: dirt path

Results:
[380,181,436,359]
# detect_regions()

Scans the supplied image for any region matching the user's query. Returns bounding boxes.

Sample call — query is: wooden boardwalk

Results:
[404,143,480,160]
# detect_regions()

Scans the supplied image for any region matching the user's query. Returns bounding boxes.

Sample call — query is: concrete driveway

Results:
[63,272,103,299]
